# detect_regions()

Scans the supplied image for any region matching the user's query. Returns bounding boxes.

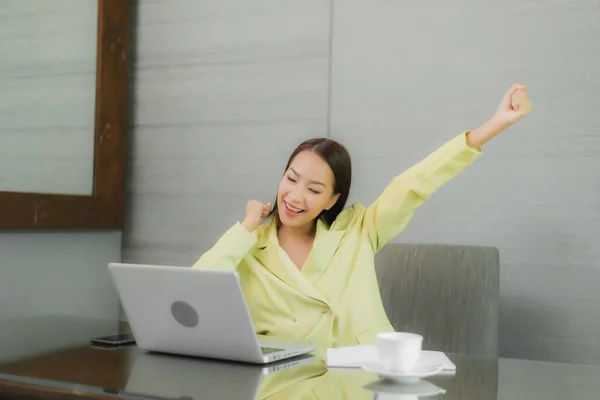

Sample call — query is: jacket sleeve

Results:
[191,222,257,270]
[362,132,482,253]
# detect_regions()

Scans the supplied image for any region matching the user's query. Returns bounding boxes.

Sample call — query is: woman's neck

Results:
[277,221,316,242]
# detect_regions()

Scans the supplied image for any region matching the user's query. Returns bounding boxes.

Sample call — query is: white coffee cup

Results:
[377,332,423,372]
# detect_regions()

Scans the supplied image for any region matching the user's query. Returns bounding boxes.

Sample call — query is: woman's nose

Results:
[287,188,303,202]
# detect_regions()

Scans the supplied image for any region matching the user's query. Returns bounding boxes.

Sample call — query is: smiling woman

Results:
[274,137,351,230]
[192,85,531,356]
[271,138,351,271]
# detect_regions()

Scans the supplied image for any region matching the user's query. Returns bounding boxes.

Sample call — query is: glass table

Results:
[0,315,598,399]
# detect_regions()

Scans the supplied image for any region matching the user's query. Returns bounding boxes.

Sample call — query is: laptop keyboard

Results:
[261,346,283,355]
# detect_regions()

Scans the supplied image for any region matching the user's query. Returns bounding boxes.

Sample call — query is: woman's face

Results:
[277,150,340,230]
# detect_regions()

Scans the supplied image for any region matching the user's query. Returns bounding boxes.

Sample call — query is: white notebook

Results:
[326,345,456,371]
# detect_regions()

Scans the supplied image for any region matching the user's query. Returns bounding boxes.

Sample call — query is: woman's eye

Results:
[309,189,321,194]
[287,177,296,183]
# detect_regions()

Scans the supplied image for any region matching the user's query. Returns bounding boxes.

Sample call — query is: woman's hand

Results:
[241,200,272,232]
[493,83,532,128]
[466,83,532,149]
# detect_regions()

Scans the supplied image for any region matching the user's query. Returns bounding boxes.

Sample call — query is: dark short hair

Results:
[271,137,352,226]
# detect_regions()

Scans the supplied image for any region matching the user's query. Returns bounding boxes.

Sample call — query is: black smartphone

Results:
[90,333,136,347]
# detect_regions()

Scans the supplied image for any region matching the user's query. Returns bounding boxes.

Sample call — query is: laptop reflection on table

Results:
[116,351,321,400]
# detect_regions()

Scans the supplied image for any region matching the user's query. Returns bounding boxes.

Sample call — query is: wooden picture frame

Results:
[0,0,131,230]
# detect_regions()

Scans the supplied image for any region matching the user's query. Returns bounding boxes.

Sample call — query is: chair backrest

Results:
[374,243,499,358]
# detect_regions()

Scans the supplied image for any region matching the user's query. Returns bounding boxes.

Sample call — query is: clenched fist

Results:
[241,200,272,232]
[466,83,533,149]
[492,83,532,128]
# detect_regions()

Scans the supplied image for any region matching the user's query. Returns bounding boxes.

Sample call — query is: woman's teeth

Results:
[285,202,304,213]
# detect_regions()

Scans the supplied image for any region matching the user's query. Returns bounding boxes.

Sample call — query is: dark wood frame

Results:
[0,0,131,230]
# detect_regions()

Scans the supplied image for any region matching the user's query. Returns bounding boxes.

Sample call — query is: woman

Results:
[193,84,532,356]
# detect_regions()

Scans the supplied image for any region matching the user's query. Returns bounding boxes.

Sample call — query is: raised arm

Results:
[192,200,271,269]
[192,222,257,269]
[362,84,532,252]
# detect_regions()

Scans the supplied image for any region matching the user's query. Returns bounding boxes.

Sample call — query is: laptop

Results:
[107,263,316,364]
[114,351,319,400]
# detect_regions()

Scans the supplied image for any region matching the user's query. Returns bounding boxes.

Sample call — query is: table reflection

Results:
[118,351,451,400]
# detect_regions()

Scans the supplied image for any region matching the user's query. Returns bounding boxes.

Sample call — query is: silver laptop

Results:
[108,263,315,364]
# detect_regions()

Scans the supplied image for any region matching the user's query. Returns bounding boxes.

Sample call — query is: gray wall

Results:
[0,0,122,325]
[0,232,122,322]
[124,0,330,265]
[124,0,600,365]
[497,358,600,399]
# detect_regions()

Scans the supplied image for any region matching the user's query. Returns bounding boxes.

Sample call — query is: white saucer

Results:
[360,362,445,381]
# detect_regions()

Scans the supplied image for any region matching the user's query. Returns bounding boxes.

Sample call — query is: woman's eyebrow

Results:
[289,168,326,186]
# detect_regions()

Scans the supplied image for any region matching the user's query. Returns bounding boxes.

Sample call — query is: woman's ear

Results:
[325,193,340,210]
